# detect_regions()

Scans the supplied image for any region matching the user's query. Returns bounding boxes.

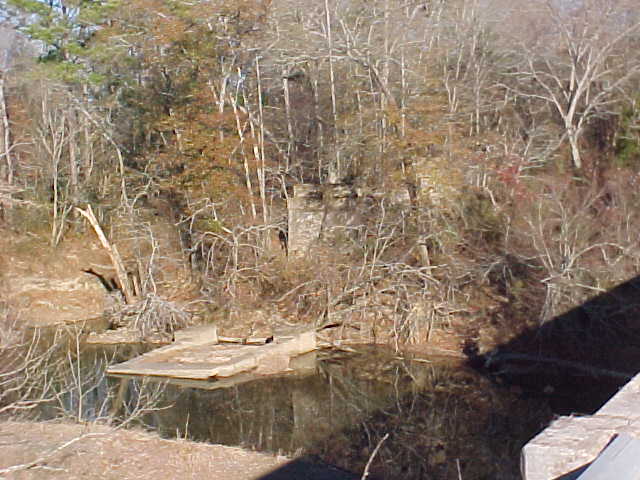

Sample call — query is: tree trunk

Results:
[568,130,582,170]
[255,57,268,225]
[230,93,257,219]
[0,72,12,184]
[68,108,79,202]
[310,66,324,181]
[282,69,294,171]
[76,204,135,304]
[325,0,340,183]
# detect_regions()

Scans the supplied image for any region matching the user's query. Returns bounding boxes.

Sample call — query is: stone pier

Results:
[287,183,364,256]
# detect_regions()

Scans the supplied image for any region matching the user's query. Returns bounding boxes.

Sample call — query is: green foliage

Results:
[615,104,640,167]
[77,0,120,24]
[194,218,226,234]
[7,0,51,16]
[41,61,83,83]
[7,0,123,83]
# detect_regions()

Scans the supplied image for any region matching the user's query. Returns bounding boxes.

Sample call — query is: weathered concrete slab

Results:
[522,373,640,480]
[106,325,317,382]
[117,352,319,391]
[577,433,640,479]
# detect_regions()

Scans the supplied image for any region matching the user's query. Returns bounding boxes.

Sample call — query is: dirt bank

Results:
[0,420,288,480]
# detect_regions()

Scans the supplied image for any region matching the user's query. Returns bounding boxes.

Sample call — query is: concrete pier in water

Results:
[106,324,317,387]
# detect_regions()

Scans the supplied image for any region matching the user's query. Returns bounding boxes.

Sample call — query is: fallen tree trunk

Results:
[76,204,135,304]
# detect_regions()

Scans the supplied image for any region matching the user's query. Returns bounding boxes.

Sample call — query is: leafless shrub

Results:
[0,344,167,477]
[504,171,640,323]
[78,186,198,339]
[0,372,167,478]
[125,294,193,340]
[0,307,169,475]
[185,198,287,298]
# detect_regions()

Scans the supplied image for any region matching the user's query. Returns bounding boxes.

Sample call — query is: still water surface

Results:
[40,344,554,480]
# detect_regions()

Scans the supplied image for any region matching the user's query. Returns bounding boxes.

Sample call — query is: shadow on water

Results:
[43,345,553,480]
[471,274,640,415]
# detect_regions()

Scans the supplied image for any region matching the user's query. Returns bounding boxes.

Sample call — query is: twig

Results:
[361,433,389,480]
[275,280,318,303]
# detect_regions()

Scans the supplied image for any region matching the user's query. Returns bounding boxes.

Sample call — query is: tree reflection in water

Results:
[140,347,552,480]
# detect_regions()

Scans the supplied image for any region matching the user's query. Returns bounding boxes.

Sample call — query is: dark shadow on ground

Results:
[470,275,640,414]
[257,456,361,480]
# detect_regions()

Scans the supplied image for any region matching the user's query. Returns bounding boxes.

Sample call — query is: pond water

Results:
[34,343,560,480]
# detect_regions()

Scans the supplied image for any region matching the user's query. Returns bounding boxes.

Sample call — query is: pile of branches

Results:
[110,294,193,341]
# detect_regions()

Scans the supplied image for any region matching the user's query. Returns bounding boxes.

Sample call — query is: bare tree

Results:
[0,27,16,185]
[0,65,11,185]
[505,0,640,169]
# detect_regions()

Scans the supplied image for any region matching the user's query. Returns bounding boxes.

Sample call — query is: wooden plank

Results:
[577,434,640,479]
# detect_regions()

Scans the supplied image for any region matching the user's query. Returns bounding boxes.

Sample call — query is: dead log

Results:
[76,204,135,304]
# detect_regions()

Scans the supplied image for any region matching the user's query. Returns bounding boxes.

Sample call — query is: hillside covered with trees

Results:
[2,0,640,355]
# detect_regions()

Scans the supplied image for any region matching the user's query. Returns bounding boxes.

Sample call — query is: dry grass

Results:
[0,420,288,480]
